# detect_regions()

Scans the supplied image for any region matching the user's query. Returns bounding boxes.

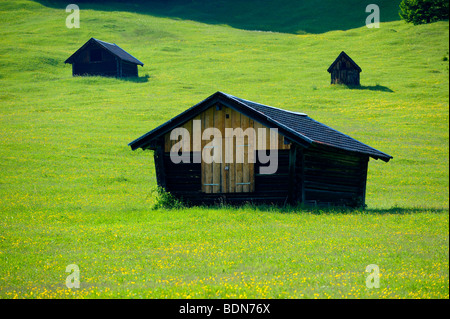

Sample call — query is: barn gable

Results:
[162,103,291,194]
[129,92,392,207]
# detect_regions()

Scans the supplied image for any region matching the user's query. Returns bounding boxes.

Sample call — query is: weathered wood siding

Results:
[121,61,138,77]
[72,43,119,77]
[163,104,290,195]
[70,42,138,78]
[298,145,368,207]
[330,57,360,86]
[73,61,117,77]
[254,149,290,203]
[163,150,291,206]
[154,104,369,207]
[164,152,202,194]
[164,105,290,152]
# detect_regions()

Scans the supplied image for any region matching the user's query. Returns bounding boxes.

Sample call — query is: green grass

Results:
[0,0,448,299]
[1,206,448,298]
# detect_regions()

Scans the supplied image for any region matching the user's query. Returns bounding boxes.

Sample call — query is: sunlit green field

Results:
[0,0,448,298]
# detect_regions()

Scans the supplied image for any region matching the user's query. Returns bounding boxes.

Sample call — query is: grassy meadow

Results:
[0,0,448,299]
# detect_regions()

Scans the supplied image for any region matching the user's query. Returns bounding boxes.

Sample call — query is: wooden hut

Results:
[65,38,143,77]
[327,51,362,86]
[129,92,392,207]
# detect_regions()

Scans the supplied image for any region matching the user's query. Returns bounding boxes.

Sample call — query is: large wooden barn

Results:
[129,92,392,207]
[328,51,362,86]
[65,38,144,77]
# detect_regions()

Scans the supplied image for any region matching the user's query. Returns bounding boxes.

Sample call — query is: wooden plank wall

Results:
[300,146,368,207]
[121,61,138,77]
[157,104,370,207]
[163,105,290,152]
[73,61,117,77]
[72,45,119,77]
[163,104,290,194]
[254,149,290,202]
[163,152,202,193]
[330,58,360,86]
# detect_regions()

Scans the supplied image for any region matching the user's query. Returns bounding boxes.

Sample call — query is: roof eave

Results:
[94,39,144,66]
[65,38,144,66]
[327,51,362,73]
[313,141,392,162]
[128,93,222,150]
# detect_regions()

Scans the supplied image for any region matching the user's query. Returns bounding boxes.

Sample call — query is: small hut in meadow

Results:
[65,38,143,77]
[129,92,392,207]
[327,51,362,86]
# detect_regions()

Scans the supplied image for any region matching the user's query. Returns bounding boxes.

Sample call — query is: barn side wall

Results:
[298,146,369,207]
[71,43,120,77]
[150,102,369,207]
[330,69,360,86]
[73,61,118,77]
[329,57,361,86]
[121,61,139,77]
[153,139,369,207]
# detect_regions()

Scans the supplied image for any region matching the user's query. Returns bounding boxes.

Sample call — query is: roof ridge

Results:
[222,92,307,116]
[66,38,144,66]
[219,92,314,144]
[92,38,114,45]
[91,38,144,66]
[221,92,391,161]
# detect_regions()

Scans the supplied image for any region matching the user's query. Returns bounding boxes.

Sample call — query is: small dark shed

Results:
[65,38,144,77]
[129,92,392,207]
[327,51,362,86]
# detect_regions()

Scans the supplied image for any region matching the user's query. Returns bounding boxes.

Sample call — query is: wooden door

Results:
[201,106,255,193]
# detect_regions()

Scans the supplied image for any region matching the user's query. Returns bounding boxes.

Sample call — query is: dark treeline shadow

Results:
[35,0,402,34]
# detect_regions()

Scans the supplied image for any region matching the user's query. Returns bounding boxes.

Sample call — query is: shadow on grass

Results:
[348,84,395,93]
[180,203,448,215]
[363,207,448,215]
[119,74,150,83]
[283,206,447,215]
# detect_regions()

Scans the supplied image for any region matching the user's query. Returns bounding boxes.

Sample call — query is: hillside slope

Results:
[1,0,448,208]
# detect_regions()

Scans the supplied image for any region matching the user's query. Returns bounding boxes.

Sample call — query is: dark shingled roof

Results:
[65,38,144,66]
[129,92,392,162]
[224,93,390,161]
[327,51,361,73]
